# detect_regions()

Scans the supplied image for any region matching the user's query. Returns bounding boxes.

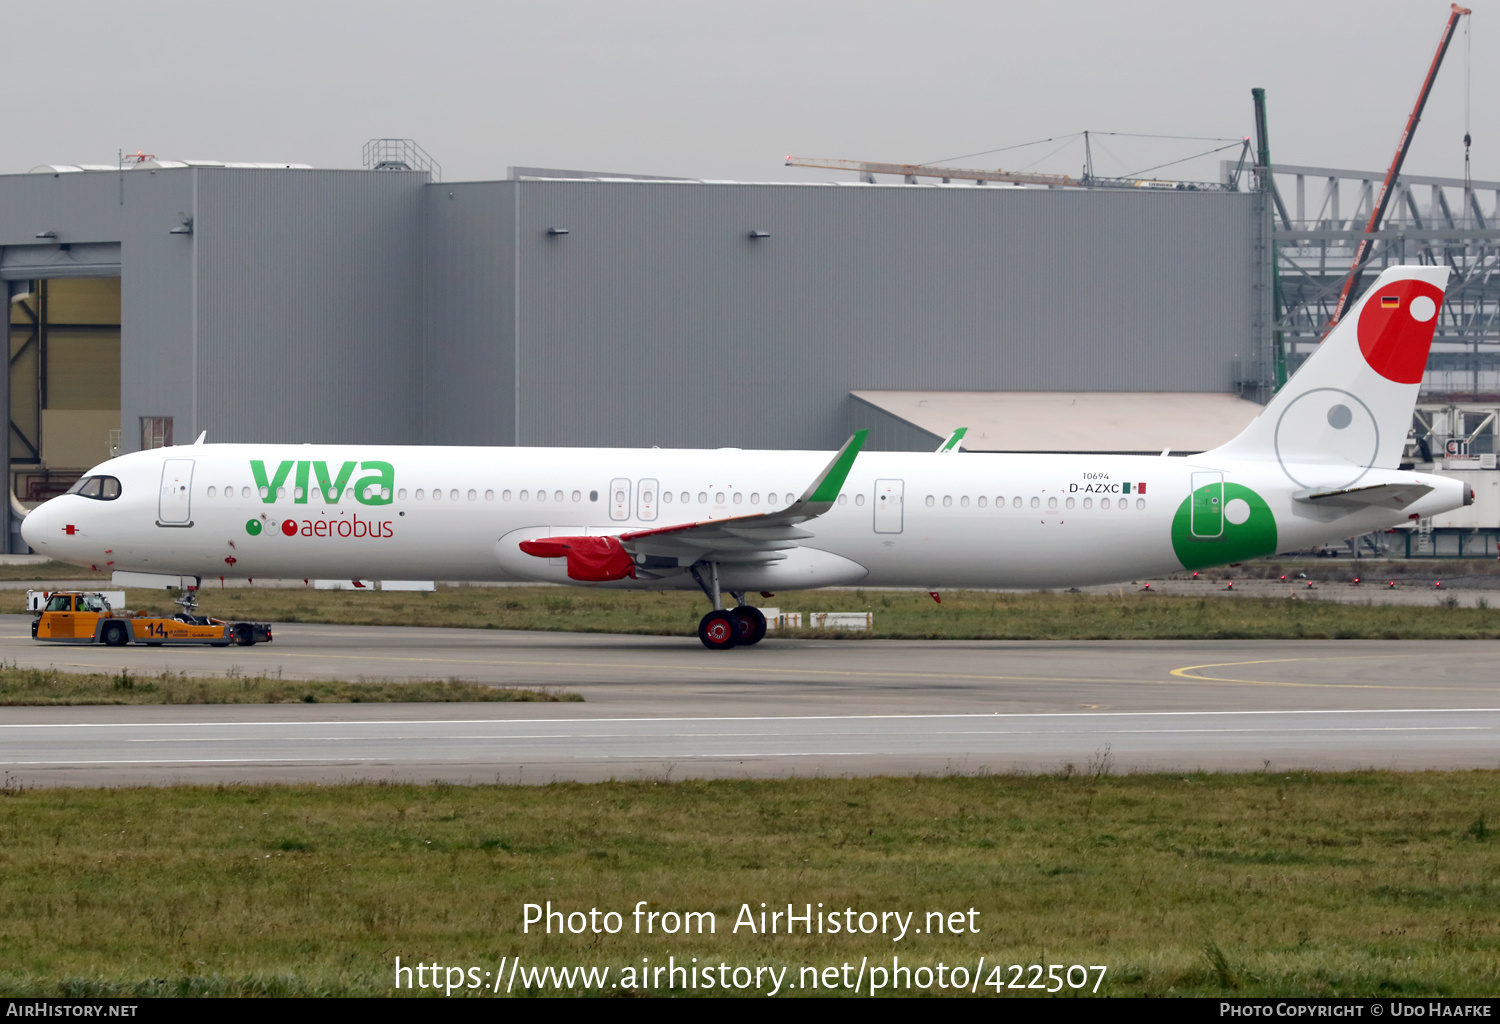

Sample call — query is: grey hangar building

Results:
[8,150,1485,555]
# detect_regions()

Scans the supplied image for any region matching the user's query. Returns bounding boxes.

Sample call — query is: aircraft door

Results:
[158,458,195,526]
[637,478,658,521]
[609,478,631,522]
[873,479,904,534]
[1190,471,1224,538]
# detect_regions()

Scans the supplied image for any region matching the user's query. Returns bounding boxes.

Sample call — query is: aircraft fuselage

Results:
[22,443,1466,591]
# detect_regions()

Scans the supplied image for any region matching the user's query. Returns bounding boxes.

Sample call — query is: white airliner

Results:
[23,265,1470,648]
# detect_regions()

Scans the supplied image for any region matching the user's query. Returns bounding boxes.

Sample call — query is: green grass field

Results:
[7,584,1499,641]
[1,772,1496,997]
[0,559,106,582]
[0,664,578,705]
[8,554,1500,584]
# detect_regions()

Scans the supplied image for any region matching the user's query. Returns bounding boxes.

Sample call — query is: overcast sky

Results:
[8,1,1493,186]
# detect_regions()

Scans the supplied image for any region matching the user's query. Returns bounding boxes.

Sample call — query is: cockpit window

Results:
[64,476,121,501]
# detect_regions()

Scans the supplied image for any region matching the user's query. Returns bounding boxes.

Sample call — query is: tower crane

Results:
[1327,3,1472,331]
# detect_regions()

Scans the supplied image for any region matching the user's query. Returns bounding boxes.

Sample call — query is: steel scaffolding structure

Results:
[1259,163,1500,396]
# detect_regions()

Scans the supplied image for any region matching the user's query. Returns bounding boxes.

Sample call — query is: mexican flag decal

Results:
[1122,482,1146,494]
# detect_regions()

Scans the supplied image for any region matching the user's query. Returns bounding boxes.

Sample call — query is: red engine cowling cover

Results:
[518,535,637,582]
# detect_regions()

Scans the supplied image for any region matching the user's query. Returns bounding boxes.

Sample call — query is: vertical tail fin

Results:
[1211,265,1448,487]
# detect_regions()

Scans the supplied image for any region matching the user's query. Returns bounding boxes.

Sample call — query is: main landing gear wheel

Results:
[731,606,767,646]
[698,609,740,650]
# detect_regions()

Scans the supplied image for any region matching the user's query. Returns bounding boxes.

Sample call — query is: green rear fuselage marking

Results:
[1170,482,1278,570]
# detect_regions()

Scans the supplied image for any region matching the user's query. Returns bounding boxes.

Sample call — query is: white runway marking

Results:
[5,706,1500,730]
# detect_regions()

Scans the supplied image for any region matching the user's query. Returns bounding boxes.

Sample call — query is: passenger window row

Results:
[213,485,395,501]
[199,484,826,510]
[659,491,798,506]
[923,494,1147,511]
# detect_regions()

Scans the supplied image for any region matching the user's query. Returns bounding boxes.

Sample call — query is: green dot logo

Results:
[1170,482,1277,570]
[245,519,263,536]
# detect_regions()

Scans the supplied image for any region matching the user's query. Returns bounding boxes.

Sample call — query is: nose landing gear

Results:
[690,562,768,650]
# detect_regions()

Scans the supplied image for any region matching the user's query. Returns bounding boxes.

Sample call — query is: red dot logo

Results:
[1357,279,1445,384]
[281,519,298,537]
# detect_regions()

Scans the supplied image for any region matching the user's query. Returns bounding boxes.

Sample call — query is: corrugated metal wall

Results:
[423,179,1259,450]
[0,169,1261,459]
[0,171,200,451]
[423,182,516,445]
[0,167,427,451]
[119,170,197,444]
[194,168,426,444]
[0,172,126,242]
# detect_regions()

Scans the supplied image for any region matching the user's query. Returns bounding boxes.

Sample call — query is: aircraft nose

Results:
[20,497,60,553]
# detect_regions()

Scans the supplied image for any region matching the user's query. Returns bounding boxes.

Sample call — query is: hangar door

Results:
[5,243,122,505]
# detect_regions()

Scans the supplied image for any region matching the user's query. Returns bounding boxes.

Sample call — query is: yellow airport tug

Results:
[30,589,273,648]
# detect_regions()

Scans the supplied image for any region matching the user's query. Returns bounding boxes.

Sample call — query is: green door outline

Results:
[1190,471,1223,538]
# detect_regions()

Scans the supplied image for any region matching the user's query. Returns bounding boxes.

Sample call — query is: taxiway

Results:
[1,616,1494,785]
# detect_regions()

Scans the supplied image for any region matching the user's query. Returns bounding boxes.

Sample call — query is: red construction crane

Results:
[1327,3,1472,332]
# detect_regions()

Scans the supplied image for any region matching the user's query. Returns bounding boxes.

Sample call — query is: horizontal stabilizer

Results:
[1294,482,1433,510]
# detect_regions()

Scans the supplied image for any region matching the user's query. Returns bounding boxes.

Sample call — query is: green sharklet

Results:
[805,430,869,506]
[1170,482,1278,570]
